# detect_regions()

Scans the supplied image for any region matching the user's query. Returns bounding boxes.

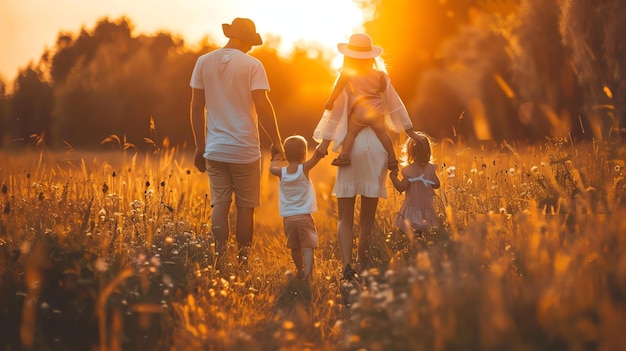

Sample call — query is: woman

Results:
[314,33,416,280]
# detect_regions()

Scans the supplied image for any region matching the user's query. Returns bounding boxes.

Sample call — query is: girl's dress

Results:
[393,163,440,233]
[314,74,414,199]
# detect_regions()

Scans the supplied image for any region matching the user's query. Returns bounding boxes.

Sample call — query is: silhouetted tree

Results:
[0,78,9,146]
[49,18,194,149]
[10,66,53,148]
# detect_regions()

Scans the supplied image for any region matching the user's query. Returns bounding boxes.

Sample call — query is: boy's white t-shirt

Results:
[190,48,270,163]
[279,164,318,217]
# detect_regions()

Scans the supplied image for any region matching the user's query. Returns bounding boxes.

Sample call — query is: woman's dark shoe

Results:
[342,263,357,281]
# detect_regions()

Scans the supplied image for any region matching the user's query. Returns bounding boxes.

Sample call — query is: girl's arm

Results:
[405,129,420,141]
[389,169,409,193]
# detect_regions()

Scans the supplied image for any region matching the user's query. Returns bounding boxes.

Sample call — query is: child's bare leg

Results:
[302,248,314,279]
[291,248,304,277]
[211,202,231,270]
[342,119,366,158]
[332,119,365,166]
[370,121,398,169]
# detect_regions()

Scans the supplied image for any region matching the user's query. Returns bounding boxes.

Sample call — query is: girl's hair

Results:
[283,135,308,163]
[402,132,434,165]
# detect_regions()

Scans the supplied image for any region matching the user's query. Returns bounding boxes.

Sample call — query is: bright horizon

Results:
[0,0,369,83]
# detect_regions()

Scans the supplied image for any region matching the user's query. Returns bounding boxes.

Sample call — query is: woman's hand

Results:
[314,146,328,159]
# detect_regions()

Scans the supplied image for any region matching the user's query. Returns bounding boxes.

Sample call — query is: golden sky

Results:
[0,0,367,82]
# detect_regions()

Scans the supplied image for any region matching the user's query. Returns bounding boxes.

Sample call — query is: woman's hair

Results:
[341,56,388,74]
[402,132,434,165]
[283,135,308,163]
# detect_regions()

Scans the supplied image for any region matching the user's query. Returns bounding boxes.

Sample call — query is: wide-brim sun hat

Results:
[337,33,382,59]
[222,18,263,46]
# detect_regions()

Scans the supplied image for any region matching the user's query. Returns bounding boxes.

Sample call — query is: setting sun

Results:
[247,0,368,55]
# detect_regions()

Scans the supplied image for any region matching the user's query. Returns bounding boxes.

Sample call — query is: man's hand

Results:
[194,149,206,172]
[389,168,399,178]
[270,143,285,161]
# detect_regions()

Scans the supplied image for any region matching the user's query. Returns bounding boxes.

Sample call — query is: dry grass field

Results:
[1,138,626,350]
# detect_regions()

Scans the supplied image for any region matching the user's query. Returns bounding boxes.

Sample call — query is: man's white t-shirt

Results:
[190,48,270,163]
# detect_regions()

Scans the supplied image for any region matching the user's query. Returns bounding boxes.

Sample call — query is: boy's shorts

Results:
[283,214,318,249]
[206,159,260,208]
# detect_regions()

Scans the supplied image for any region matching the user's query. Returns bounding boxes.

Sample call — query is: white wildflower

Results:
[20,241,31,254]
[95,257,108,272]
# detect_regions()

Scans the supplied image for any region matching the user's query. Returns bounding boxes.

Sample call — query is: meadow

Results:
[1,137,625,351]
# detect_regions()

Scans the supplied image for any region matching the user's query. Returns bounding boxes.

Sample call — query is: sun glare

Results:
[246,0,367,59]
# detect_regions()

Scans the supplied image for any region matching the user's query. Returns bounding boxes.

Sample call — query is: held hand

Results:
[406,129,420,141]
[314,145,328,159]
[389,169,399,178]
[194,149,207,172]
[270,143,285,161]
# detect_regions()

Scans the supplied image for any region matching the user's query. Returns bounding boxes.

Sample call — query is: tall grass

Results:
[1,138,625,350]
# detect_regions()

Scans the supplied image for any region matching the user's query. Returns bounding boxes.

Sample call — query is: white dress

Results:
[333,127,387,199]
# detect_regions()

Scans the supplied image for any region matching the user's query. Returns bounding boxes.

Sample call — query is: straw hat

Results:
[222,18,263,46]
[337,33,382,59]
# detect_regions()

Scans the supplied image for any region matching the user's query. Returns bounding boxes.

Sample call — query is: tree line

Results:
[0,0,623,151]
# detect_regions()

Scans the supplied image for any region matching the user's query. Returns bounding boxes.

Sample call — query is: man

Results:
[189,17,283,266]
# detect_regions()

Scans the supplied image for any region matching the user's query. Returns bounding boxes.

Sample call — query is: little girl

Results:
[323,33,418,170]
[389,132,441,234]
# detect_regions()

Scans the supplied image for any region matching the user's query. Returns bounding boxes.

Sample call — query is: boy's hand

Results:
[314,146,328,159]
[314,149,327,159]
[389,169,399,178]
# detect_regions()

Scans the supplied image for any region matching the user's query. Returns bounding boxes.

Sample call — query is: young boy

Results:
[270,135,325,280]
